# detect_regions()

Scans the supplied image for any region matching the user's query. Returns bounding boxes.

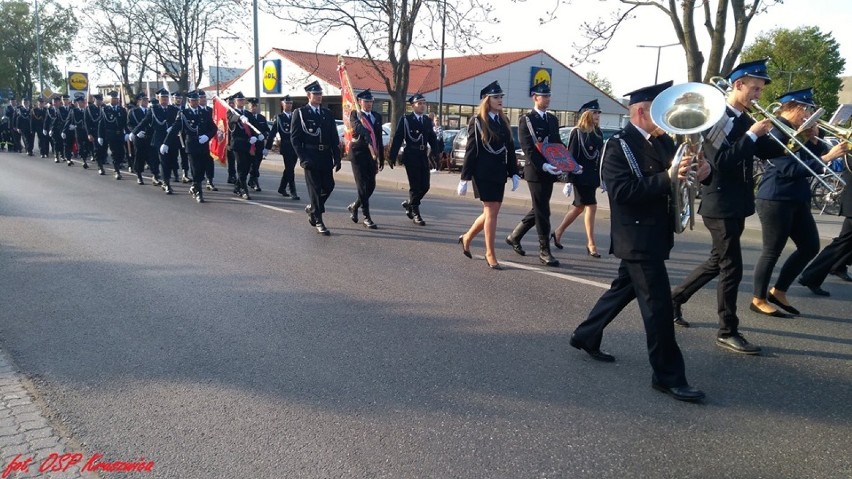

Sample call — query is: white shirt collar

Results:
[533,108,547,117]
[632,122,652,141]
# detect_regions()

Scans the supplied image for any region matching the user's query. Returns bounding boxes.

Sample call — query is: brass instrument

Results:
[709,76,844,194]
[650,82,728,233]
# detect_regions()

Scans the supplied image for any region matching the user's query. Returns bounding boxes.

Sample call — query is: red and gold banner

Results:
[210,97,229,164]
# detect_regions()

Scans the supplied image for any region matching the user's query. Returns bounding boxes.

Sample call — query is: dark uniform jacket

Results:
[348,110,386,167]
[699,106,764,218]
[840,168,852,218]
[127,106,151,145]
[289,104,341,171]
[519,110,562,183]
[266,111,295,157]
[65,106,86,135]
[166,106,217,155]
[132,103,178,148]
[15,106,31,131]
[84,104,102,139]
[460,115,519,183]
[98,104,128,140]
[756,116,827,203]
[248,111,269,154]
[227,107,259,153]
[566,127,603,187]
[45,106,66,135]
[30,106,46,132]
[602,122,677,261]
[388,113,440,166]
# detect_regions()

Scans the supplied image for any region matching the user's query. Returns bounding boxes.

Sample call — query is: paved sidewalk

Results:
[257,157,846,240]
[0,351,98,479]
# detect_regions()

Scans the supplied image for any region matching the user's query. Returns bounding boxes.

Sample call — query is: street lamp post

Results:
[252,0,260,99]
[637,42,679,84]
[437,0,447,127]
[34,0,44,95]
[215,36,239,97]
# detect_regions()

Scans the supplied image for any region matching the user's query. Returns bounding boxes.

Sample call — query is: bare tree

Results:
[83,0,152,97]
[137,0,236,92]
[574,0,781,83]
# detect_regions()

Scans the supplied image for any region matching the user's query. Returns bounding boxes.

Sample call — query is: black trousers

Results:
[753,199,820,298]
[573,259,688,388]
[233,149,252,192]
[179,146,189,174]
[404,154,430,206]
[672,216,745,337]
[278,149,298,195]
[37,129,49,156]
[74,131,90,161]
[188,147,210,188]
[249,151,263,181]
[304,166,335,216]
[134,140,152,177]
[159,146,179,183]
[518,180,555,240]
[350,152,377,213]
[205,156,215,182]
[21,128,34,154]
[227,149,236,178]
[10,128,21,151]
[800,217,852,287]
[106,134,125,170]
[51,131,64,160]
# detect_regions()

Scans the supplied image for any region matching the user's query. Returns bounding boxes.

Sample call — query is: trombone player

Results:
[671,59,773,355]
[751,88,848,317]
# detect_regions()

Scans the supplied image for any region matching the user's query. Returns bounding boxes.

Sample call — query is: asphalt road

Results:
[1,152,850,479]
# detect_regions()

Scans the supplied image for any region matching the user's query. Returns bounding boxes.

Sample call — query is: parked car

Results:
[451,124,526,175]
[558,126,620,145]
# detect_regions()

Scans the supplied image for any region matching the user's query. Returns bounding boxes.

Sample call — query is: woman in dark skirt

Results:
[552,100,604,257]
[457,81,520,270]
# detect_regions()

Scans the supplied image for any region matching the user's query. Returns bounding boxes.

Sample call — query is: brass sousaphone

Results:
[650,82,728,233]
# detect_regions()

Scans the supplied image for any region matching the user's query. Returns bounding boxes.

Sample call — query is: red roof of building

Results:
[271,48,545,95]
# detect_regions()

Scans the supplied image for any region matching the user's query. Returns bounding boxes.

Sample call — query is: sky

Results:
[80,0,852,98]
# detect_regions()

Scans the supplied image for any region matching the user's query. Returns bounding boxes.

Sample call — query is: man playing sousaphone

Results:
[670,59,774,355]
[569,80,710,403]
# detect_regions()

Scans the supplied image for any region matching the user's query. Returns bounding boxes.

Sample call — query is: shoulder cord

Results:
[85,106,101,122]
[619,139,643,178]
[152,105,167,126]
[475,117,507,155]
[577,130,600,160]
[403,116,423,144]
[299,109,321,137]
[179,111,199,134]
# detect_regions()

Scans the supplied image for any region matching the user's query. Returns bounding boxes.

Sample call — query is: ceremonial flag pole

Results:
[337,55,377,161]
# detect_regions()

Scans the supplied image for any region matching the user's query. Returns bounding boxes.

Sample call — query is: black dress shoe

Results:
[550,232,563,250]
[347,203,359,223]
[363,217,377,229]
[586,247,601,258]
[487,262,503,270]
[798,278,830,296]
[505,237,526,256]
[279,190,291,198]
[716,334,761,355]
[651,382,705,402]
[767,292,800,315]
[401,200,414,219]
[316,223,330,235]
[206,182,218,191]
[458,235,472,259]
[290,195,300,201]
[672,301,690,327]
[241,192,251,200]
[748,303,792,318]
[227,176,236,184]
[830,270,852,282]
[114,172,122,180]
[305,205,316,226]
[98,168,105,175]
[569,335,615,362]
[137,177,144,185]
[82,162,89,169]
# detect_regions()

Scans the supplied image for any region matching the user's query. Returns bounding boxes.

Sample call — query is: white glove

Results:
[160,144,169,155]
[198,135,209,144]
[61,132,66,139]
[511,174,520,191]
[457,180,468,196]
[97,138,103,145]
[137,130,146,139]
[257,134,265,142]
[563,183,573,197]
[124,134,130,142]
[249,136,257,145]
[166,126,172,133]
[542,163,560,175]
[129,133,136,141]
[69,125,76,130]
[263,149,269,157]
[42,129,47,135]
[240,115,248,124]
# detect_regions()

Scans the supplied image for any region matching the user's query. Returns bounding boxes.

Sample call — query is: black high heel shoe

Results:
[551,232,563,250]
[586,246,601,258]
[458,235,472,259]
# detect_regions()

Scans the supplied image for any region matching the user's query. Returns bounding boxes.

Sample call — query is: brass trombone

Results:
[709,77,845,194]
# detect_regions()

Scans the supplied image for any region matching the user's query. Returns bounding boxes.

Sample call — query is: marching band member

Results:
[246,97,268,192]
[552,99,604,258]
[457,81,520,270]
[570,81,707,402]
[16,98,34,157]
[197,90,218,192]
[85,93,107,175]
[227,92,257,200]
[32,97,49,158]
[290,81,342,235]
[751,88,848,316]
[97,91,128,180]
[266,95,299,200]
[131,88,177,192]
[127,92,152,185]
[65,94,90,168]
[388,93,441,226]
[346,89,386,229]
[505,80,562,267]
[165,90,217,203]
[670,59,773,355]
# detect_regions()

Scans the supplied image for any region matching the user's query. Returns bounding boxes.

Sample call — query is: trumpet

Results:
[650,82,728,233]
[709,77,844,194]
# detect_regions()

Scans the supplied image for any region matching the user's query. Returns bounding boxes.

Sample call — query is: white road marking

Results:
[474,255,611,289]
[229,197,295,213]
